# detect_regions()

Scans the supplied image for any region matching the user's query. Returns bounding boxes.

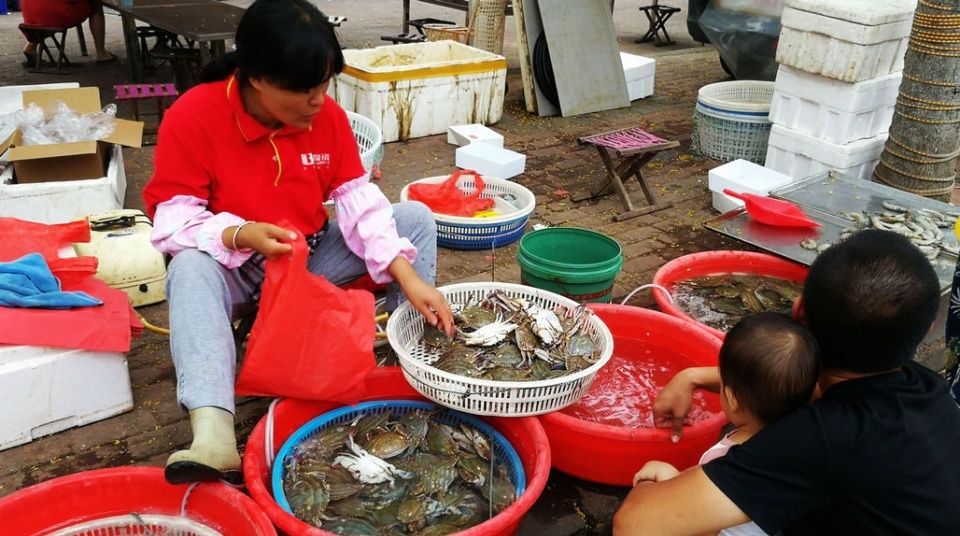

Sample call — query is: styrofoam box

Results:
[770,65,901,144]
[0,344,133,451]
[329,41,507,143]
[765,123,887,182]
[447,123,504,147]
[0,144,125,224]
[456,142,526,179]
[708,159,796,213]
[776,0,915,83]
[620,52,655,101]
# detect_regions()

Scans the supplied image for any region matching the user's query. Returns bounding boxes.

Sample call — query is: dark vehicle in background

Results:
[686,0,785,80]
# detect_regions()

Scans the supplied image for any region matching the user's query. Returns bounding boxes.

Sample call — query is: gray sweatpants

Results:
[165,201,437,414]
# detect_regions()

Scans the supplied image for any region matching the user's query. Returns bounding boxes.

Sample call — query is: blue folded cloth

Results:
[0,253,102,309]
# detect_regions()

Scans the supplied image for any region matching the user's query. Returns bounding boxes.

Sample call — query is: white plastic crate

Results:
[776,0,915,83]
[765,124,887,182]
[0,344,133,451]
[329,41,507,143]
[769,65,901,144]
[0,145,126,224]
[620,52,655,101]
[708,159,796,213]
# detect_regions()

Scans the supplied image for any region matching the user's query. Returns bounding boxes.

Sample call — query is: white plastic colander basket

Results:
[386,282,614,416]
[47,514,221,536]
[696,80,775,118]
[347,110,384,172]
[400,174,536,250]
[693,81,775,164]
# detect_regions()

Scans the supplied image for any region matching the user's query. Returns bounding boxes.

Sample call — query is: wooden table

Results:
[402,0,512,32]
[103,0,242,82]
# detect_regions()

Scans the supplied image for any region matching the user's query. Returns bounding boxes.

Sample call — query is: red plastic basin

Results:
[539,304,728,486]
[0,466,275,535]
[652,251,809,339]
[243,366,551,536]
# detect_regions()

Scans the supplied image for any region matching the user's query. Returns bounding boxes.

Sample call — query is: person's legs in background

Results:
[88,0,115,63]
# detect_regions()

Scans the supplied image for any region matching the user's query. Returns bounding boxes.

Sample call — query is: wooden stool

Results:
[574,127,679,222]
[19,23,81,73]
[114,83,179,144]
[637,3,681,46]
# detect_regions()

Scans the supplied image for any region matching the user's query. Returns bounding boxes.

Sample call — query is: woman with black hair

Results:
[143,0,454,484]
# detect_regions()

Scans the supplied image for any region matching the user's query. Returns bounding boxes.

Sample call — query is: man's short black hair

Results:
[803,229,940,373]
[720,313,820,424]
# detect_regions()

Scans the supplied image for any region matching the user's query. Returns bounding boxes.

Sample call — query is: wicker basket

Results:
[386,282,615,417]
[423,23,471,44]
[471,0,509,55]
[400,174,536,250]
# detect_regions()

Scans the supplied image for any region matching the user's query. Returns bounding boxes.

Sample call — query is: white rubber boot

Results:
[164,406,243,484]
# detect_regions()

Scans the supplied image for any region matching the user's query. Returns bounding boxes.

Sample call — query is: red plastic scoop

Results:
[723,189,820,229]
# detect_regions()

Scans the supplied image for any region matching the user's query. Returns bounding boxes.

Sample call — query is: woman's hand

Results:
[224,222,297,258]
[388,257,454,336]
[633,460,680,486]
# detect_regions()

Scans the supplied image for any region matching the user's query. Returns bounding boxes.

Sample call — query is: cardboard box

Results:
[0,144,126,224]
[447,123,504,147]
[455,142,526,180]
[0,87,143,184]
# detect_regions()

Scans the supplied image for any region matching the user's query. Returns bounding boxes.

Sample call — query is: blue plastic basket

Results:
[401,175,536,250]
[271,400,527,516]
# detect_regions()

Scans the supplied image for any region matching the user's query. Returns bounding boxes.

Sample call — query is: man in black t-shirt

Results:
[613,230,960,535]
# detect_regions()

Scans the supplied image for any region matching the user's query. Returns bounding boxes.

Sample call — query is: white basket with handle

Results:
[347,110,384,172]
[386,282,615,417]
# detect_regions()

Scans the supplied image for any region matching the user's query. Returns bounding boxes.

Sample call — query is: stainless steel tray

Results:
[770,171,960,254]
[704,207,956,291]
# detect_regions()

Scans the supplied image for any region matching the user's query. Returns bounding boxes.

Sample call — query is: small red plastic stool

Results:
[114,83,179,122]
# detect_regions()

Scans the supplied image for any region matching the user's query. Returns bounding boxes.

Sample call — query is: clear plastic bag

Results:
[15,101,117,146]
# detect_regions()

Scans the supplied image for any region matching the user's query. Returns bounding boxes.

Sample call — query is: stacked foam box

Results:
[765,0,915,181]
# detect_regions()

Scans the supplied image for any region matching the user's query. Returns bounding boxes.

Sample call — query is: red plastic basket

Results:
[0,466,275,535]
[652,251,809,339]
[539,304,728,486]
[243,366,551,536]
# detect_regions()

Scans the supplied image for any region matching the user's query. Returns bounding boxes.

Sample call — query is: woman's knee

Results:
[394,201,436,237]
[167,249,224,288]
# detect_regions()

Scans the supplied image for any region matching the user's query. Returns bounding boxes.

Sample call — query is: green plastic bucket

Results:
[516,227,623,303]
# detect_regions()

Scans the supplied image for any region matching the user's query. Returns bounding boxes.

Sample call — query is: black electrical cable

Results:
[532,31,560,109]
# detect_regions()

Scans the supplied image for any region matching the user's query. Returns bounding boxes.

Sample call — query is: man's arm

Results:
[613,467,750,536]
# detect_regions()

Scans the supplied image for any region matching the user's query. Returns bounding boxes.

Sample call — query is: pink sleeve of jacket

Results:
[149,195,254,269]
[332,176,417,284]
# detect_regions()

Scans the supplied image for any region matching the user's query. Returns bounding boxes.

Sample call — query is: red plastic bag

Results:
[407,170,495,216]
[235,224,376,402]
[0,217,137,351]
